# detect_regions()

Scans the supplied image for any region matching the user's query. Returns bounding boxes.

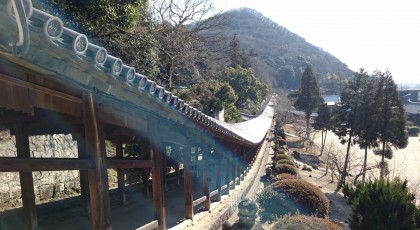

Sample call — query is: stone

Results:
[237,198,257,228]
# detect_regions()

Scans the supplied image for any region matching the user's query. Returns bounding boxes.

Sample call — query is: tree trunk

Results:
[362,146,368,184]
[380,139,386,179]
[306,116,310,140]
[319,130,327,156]
[336,133,352,192]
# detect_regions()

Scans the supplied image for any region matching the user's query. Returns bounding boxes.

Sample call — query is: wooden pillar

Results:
[202,144,210,211]
[115,140,127,205]
[140,141,151,196]
[161,145,167,192]
[83,92,112,230]
[240,148,245,181]
[15,122,38,230]
[173,147,181,186]
[76,135,91,215]
[224,142,231,195]
[183,144,193,220]
[148,117,166,230]
[230,145,237,189]
[215,146,222,202]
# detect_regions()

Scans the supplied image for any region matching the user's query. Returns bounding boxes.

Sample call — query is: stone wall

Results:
[0,132,81,210]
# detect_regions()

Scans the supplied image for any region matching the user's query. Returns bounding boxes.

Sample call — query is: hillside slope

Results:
[201,8,353,90]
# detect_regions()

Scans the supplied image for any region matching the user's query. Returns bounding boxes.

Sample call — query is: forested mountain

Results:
[200,8,354,90]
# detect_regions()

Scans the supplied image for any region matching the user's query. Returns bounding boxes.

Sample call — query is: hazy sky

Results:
[214,0,420,84]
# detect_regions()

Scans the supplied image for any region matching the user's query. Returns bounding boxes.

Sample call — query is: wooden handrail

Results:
[135,220,158,230]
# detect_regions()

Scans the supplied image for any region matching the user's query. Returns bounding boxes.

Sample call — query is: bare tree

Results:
[149,0,228,89]
[273,89,295,127]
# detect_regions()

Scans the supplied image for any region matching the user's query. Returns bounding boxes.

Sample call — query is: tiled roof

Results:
[0,0,273,145]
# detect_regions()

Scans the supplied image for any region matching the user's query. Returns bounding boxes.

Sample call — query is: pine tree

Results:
[332,69,366,190]
[374,70,408,179]
[294,65,324,137]
[313,103,332,156]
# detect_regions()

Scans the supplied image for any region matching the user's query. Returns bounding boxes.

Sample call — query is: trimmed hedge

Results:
[275,153,290,161]
[271,179,330,218]
[272,214,342,230]
[275,173,299,182]
[277,159,295,167]
[274,163,298,176]
[256,186,303,222]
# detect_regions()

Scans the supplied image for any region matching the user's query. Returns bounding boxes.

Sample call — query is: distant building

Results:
[323,95,340,106]
[399,89,420,103]
[404,103,420,126]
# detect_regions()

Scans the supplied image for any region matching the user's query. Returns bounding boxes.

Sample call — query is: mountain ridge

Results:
[201,8,354,90]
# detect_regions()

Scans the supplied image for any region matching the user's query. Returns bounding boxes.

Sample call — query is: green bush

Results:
[277,159,295,167]
[271,179,330,218]
[407,126,419,136]
[276,149,286,155]
[347,179,418,230]
[275,173,299,182]
[275,153,290,161]
[274,164,298,176]
[256,186,303,222]
[272,214,342,230]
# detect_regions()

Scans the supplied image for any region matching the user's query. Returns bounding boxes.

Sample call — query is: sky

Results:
[214,0,420,84]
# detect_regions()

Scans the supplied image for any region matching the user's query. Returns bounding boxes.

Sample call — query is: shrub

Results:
[407,126,419,136]
[278,139,287,146]
[272,214,342,230]
[274,164,298,176]
[256,186,303,222]
[347,179,418,230]
[275,153,290,161]
[271,179,329,218]
[275,173,299,182]
[276,149,286,155]
[277,159,295,167]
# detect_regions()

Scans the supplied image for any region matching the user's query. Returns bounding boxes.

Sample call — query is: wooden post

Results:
[183,144,193,220]
[140,141,151,197]
[162,146,168,192]
[224,142,231,195]
[202,144,210,211]
[76,135,91,215]
[15,122,38,230]
[148,117,166,230]
[230,145,237,189]
[115,140,127,205]
[83,92,112,230]
[215,146,222,202]
[173,146,181,186]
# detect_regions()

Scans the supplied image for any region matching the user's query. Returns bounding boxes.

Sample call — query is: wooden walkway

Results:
[0,1,274,229]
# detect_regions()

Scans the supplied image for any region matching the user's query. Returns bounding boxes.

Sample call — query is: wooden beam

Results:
[192,196,207,207]
[76,134,91,216]
[14,122,38,230]
[135,220,158,230]
[0,73,82,117]
[0,158,94,172]
[83,92,112,230]
[107,158,154,169]
[149,117,166,230]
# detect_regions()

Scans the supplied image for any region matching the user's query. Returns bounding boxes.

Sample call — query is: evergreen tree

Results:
[374,70,408,179]
[352,70,380,184]
[332,69,366,190]
[294,65,324,137]
[219,66,268,109]
[313,103,332,156]
[228,34,250,68]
